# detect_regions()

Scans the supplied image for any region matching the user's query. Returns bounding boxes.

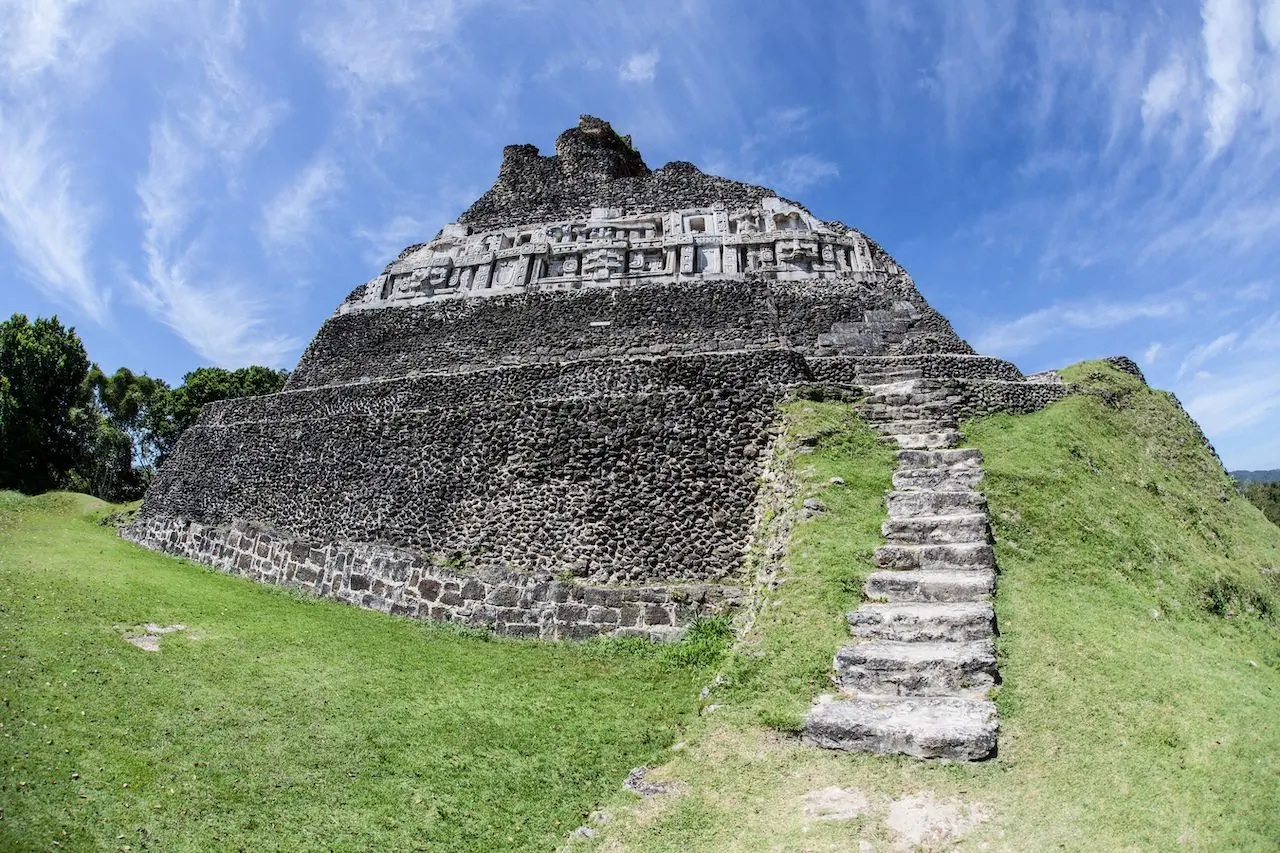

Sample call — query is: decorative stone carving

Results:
[343,195,892,313]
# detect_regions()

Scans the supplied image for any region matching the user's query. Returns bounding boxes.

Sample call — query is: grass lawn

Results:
[0,493,716,851]
[575,364,1280,851]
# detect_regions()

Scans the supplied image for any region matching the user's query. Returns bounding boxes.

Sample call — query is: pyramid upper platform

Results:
[338,116,904,315]
[458,115,813,232]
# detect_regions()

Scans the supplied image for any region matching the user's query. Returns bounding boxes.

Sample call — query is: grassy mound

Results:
[0,493,719,851]
[579,364,1280,850]
[4,361,1277,850]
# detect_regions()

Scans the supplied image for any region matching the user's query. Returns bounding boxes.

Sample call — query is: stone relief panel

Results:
[343,197,894,313]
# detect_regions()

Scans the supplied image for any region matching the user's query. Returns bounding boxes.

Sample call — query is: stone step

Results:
[875,542,996,571]
[804,696,997,761]
[864,378,945,395]
[864,390,956,407]
[834,639,997,698]
[860,401,956,420]
[849,602,995,643]
[882,513,989,545]
[886,490,986,519]
[871,419,958,436]
[893,467,985,492]
[893,430,964,450]
[896,447,983,469]
[865,569,995,602]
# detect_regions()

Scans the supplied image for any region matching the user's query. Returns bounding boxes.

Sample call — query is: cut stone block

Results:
[865,569,995,603]
[882,514,989,545]
[804,696,997,761]
[896,448,983,469]
[874,542,996,571]
[893,431,963,450]
[892,467,985,492]
[849,602,995,643]
[833,639,997,698]
[872,419,959,436]
[886,490,987,519]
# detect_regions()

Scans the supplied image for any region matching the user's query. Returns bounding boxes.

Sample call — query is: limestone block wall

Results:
[124,516,738,641]
[134,353,807,592]
[289,277,971,389]
[950,378,1071,419]
[807,355,1026,385]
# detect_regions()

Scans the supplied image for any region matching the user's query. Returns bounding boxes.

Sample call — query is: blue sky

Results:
[2,1,1278,469]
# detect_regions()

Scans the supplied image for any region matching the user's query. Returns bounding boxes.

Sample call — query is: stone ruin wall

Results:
[126,116,1070,641]
[137,353,803,589]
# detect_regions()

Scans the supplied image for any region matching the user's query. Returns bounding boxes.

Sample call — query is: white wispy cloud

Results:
[1177,331,1239,379]
[618,49,659,83]
[261,156,344,250]
[1144,341,1164,364]
[130,4,297,367]
[354,214,433,267]
[976,293,1187,356]
[925,0,1017,139]
[0,110,107,321]
[1202,0,1255,155]
[1141,54,1190,132]
[774,155,839,192]
[1180,363,1280,436]
[0,0,164,324]
[303,0,465,135]
[0,0,152,86]
[1163,313,1280,460]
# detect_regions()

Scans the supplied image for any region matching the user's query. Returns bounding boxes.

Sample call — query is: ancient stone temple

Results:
[126,116,1066,759]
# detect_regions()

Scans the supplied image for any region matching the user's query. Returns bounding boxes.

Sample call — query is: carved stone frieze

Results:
[342,197,890,313]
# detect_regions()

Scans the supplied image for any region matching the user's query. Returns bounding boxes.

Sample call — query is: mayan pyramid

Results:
[126,116,1069,759]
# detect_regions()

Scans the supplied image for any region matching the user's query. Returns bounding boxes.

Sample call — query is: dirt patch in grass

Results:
[122,624,188,652]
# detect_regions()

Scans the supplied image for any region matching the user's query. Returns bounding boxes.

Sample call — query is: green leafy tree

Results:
[67,367,171,501]
[144,366,288,465]
[1240,480,1280,527]
[0,314,93,494]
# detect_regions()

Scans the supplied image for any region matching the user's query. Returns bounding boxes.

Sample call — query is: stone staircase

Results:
[804,362,1000,761]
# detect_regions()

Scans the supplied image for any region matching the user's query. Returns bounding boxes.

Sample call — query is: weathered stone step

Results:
[865,569,995,602]
[865,378,947,394]
[849,602,995,642]
[834,639,997,698]
[882,513,989,544]
[893,430,963,450]
[896,447,982,468]
[886,490,986,519]
[893,466,984,492]
[865,389,955,407]
[804,695,997,761]
[875,542,996,571]
[871,419,958,436]
[861,401,956,421]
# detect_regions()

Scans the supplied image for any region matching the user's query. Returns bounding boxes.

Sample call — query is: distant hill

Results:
[1232,469,1280,483]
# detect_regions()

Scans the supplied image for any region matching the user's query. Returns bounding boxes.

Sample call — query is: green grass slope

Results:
[581,364,1280,851]
[0,493,715,851]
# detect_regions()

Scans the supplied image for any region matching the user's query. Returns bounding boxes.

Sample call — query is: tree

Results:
[0,314,93,494]
[143,366,289,465]
[1240,480,1280,527]
[70,367,171,501]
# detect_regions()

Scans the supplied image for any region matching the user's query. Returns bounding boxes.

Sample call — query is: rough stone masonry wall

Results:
[134,353,807,594]
[125,515,738,641]
[290,276,971,389]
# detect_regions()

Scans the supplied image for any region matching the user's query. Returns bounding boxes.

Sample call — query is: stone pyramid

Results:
[126,116,1069,760]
